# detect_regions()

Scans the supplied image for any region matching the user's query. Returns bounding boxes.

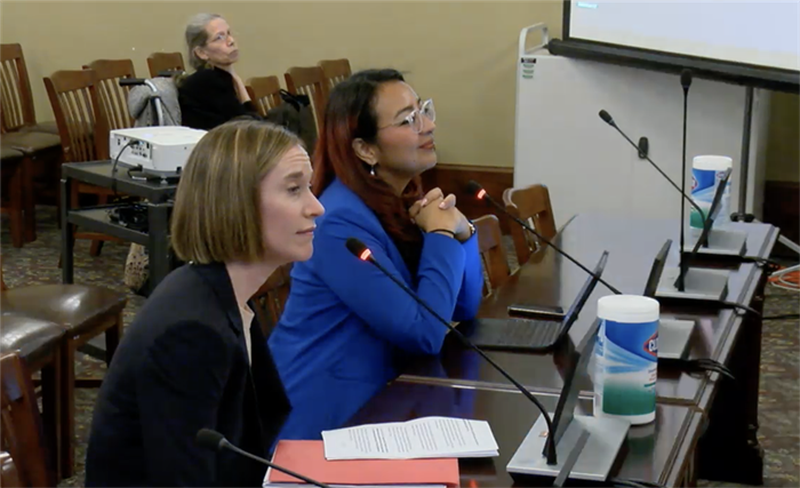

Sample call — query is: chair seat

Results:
[1,131,61,155]
[0,285,127,337]
[0,313,64,365]
[19,121,59,135]
[1,145,25,161]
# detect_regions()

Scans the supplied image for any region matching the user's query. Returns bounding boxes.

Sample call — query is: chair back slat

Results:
[83,59,136,131]
[44,69,107,163]
[147,52,185,78]
[284,66,327,133]
[0,450,23,487]
[0,353,55,488]
[503,184,557,265]
[246,76,282,117]
[474,214,511,296]
[251,263,293,337]
[318,58,352,91]
[0,43,36,132]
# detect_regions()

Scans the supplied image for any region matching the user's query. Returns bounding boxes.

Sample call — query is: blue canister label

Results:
[599,319,657,417]
[690,168,729,229]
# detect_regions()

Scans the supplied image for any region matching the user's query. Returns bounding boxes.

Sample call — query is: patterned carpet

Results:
[1,206,798,487]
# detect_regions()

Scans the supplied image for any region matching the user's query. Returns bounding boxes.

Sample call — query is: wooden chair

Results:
[1,44,62,215]
[246,76,282,117]
[0,44,58,135]
[318,58,352,92]
[0,451,22,487]
[474,215,511,296]
[0,314,63,482]
[0,353,57,488]
[0,146,27,247]
[1,254,127,479]
[44,69,123,256]
[503,184,557,266]
[147,52,185,78]
[251,264,293,337]
[82,59,136,131]
[284,66,327,133]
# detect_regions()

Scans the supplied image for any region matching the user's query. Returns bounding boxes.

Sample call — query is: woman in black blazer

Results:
[85,120,324,487]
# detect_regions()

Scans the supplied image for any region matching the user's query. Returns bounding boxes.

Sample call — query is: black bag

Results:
[264,90,318,154]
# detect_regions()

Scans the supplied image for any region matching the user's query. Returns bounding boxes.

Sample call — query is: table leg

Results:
[147,202,171,294]
[60,177,74,284]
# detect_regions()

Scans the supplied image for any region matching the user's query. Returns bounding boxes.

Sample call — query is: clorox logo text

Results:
[643,332,658,357]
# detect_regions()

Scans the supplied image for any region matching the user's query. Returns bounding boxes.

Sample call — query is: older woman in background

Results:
[178,13,261,130]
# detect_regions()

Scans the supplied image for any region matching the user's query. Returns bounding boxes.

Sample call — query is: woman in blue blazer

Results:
[269,69,484,440]
[85,120,324,487]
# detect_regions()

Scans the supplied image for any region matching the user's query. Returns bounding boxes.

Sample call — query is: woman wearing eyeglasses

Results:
[268,69,483,440]
[177,13,260,130]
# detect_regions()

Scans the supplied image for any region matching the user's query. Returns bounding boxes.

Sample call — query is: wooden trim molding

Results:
[421,164,514,234]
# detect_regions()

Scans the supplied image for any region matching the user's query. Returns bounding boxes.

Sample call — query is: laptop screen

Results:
[643,239,672,298]
[560,251,610,329]
[690,167,732,255]
[544,317,601,454]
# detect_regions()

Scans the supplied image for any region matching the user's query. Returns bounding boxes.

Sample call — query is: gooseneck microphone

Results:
[596,109,706,230]
[195,428,331,488]
[677,69,693,292]
[345,238,559,466]
[466,180,622,296]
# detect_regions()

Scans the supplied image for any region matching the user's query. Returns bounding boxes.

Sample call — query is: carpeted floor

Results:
[2,206,798,487]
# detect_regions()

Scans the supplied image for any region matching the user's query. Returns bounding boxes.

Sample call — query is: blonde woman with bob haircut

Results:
[85,120,324,488]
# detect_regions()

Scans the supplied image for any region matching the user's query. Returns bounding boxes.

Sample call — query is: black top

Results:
[85,262,291,487]
[178,66,261,130]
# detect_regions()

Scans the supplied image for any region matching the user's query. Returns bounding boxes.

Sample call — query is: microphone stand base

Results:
[683,228,748,258]
[656,267,729,302]
[507,413,629,482]
[657,319,695,360]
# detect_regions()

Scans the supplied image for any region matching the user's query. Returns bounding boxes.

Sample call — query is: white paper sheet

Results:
[321,416,499,461]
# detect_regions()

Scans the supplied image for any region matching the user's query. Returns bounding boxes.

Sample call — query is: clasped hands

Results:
[409,187,471,242]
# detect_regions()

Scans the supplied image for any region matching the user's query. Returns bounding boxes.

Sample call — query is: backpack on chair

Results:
[264,90,318,153]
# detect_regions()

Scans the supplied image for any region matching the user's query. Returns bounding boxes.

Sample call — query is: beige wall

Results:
[1,0,796,181]
[0,0,562,168]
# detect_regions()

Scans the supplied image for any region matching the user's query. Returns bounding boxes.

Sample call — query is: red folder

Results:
[266,440,460,487]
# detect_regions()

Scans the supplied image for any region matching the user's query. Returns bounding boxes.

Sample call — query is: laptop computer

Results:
[466,251,609,353]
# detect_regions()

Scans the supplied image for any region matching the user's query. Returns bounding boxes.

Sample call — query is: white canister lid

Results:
[692,155,732,171]
[597,295,659,323]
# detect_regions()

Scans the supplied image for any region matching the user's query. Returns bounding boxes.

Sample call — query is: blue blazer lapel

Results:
[327,179,414,285]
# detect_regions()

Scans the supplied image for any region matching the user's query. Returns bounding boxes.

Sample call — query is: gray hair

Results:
[185,13,223,70]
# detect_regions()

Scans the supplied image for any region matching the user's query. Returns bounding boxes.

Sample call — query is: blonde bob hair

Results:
[171,119,302,264]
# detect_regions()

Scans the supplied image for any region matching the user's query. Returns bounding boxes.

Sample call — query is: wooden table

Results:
[347,381,705,486]
[352,213,777,485]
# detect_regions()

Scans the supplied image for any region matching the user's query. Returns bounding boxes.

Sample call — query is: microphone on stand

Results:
[677,69,693,292]
[345,238,559,465]
[465,180,622,295]
[596,109,707,237]
[195,429,331,488]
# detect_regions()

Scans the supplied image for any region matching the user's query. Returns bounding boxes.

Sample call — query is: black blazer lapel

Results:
[249,316,292,449]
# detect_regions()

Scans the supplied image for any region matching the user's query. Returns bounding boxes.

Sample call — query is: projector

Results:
[110,127,207,177]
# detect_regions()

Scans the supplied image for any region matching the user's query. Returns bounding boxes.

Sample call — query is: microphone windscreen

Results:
[195,428,226,451]
[680,69,693,89]
[346,238,369,259]
[466,180,483,197]
[598,110,614,125]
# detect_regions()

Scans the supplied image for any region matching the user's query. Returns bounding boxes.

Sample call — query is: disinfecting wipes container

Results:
[690,155,732,236]
[594,295,658,425]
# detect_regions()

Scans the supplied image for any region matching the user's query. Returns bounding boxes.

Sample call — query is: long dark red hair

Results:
[312,69,423,245]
